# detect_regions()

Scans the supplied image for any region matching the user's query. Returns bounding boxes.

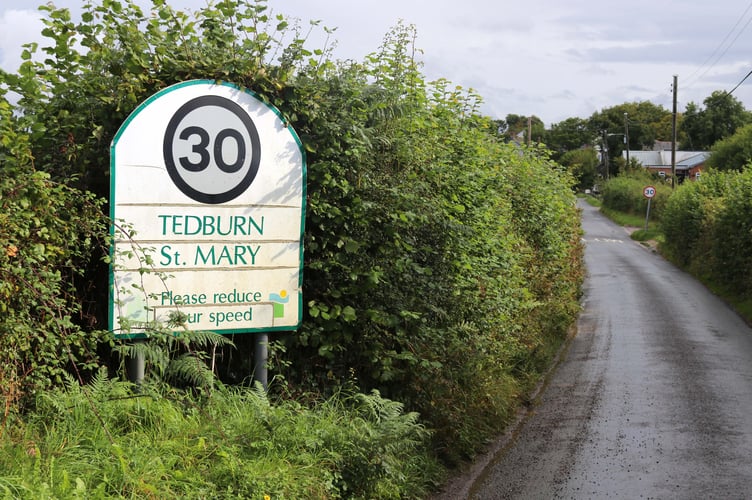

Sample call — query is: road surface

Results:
[469,200,752,499]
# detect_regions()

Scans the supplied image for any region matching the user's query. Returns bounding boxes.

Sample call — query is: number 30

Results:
[178,126,246,173]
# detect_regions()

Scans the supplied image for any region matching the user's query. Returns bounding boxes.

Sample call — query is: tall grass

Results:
[0,371,441,499]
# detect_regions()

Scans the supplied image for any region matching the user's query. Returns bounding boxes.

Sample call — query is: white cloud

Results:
[0,9,43,72]
[1,0,751,124]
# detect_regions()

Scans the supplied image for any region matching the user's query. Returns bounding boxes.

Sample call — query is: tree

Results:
[503,113,545,144]
[558,147,598,190]
[588,101,672,177]
[680,90,752,150]
[706,123,752,171]
[590,102,672,148]
[544,117,593,161]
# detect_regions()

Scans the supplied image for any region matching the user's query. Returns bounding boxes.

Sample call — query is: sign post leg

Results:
[253,333,268,391]
[125,339,146,389]
[645,198,652,231]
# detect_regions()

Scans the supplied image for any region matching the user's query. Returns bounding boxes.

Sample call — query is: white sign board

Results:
[643,185,656,199]
[109,80,305,337]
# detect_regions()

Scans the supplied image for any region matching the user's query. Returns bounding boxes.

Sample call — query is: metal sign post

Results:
[643,185,656,231]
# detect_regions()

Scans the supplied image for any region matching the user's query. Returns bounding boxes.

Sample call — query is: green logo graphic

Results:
[269,290,289,318]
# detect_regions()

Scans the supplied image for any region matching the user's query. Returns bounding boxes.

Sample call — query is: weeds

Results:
[0,375,439,499]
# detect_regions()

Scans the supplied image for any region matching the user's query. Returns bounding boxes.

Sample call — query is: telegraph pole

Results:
[624,112,630,169]
[671,75,678,188]
[527,116,532,146]
[602,130,609,179]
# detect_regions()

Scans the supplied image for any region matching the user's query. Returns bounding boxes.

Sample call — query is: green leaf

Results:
[342,306,357,322]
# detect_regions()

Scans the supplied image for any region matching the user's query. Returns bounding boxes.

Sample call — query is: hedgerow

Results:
[600,169,671,221]
[1,0,584,481]
[662,168,752,296]
[0,99,107,414]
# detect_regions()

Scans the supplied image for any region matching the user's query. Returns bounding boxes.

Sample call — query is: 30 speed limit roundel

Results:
[163,95,261,204]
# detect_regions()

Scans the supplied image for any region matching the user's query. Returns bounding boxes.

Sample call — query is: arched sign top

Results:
[109,80,305,337]
[111,79,305,206]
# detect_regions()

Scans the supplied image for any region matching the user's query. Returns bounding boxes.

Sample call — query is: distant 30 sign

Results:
[109,80,306,337]
[643,185,656,199]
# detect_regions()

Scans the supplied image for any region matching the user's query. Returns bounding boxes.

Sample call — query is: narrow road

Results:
[470,200,752,499]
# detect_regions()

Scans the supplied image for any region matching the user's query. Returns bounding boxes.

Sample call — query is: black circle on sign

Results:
[163,95,261,204]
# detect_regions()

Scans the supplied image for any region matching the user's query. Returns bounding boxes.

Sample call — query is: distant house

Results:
[624,149,709,182]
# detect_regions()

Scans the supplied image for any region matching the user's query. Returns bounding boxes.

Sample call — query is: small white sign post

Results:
[109,80,305,388]
[643,185,656,231]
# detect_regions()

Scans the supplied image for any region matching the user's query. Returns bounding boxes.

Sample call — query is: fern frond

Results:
[88,367,110,396]
[114,341,170,377]
[165,354,214,388]
[179,330,235,349]
[249,380,270,406]
[61,371,80,393]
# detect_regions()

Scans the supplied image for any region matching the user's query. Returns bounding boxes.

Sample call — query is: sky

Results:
[1,0,752,126]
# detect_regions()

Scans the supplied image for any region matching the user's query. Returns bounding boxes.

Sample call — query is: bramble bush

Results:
[0,98,107,415]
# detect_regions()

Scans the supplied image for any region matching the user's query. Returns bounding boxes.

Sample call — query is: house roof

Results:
[625,150,709,170]
[677,152,710,168]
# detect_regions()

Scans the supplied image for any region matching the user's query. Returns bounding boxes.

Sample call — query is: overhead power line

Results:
[727,68,752,95]
[684,1,752,90]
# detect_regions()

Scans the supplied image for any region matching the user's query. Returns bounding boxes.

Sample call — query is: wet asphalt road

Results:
[470,200,752,499]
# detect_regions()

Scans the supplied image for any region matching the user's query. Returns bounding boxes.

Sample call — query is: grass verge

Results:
[0,375,441,499]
